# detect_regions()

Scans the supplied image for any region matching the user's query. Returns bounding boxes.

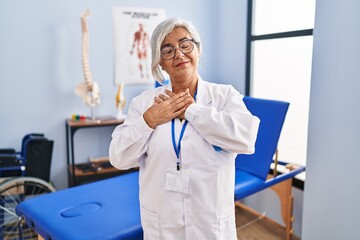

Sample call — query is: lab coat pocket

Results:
[141,205,160,240]
[219,212,237,240]
[165,169,190,194]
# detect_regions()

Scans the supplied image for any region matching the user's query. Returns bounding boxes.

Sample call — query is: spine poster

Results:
[113,7,166,85]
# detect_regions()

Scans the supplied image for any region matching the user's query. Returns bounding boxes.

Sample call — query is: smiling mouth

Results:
[175,61,189,67]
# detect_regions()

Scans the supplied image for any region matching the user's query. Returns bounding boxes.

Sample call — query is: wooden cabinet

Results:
[65,118,136,187]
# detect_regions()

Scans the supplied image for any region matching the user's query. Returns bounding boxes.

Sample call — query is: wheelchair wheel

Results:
[0,177,55,240]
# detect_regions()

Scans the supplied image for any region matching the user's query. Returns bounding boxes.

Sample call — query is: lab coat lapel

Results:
[195,77,212,106]
[182,77,212,139]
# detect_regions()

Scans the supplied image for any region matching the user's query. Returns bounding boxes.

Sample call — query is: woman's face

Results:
[159,27,199,82]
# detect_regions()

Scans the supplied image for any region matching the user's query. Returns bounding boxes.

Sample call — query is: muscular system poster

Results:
[113,7,166,85]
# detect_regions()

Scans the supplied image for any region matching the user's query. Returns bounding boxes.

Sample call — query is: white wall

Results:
[217,0,248,93]
[302,0,360,239]
[0,0,247,189]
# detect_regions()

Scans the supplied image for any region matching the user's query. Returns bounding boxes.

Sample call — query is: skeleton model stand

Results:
[75,10,100,120]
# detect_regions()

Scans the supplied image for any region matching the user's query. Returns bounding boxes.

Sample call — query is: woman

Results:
[109,18,260,240]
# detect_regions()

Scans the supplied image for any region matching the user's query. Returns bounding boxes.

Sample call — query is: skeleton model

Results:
[75,10,100,112]
[115,83,126,120]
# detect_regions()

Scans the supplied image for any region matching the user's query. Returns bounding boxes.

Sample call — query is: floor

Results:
[235,203,300,240]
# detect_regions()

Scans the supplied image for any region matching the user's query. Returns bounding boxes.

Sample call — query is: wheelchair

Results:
[0,133,55,240]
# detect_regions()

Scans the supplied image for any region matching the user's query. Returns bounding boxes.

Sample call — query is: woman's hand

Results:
[160,89,195,121]
[143,90,194,128]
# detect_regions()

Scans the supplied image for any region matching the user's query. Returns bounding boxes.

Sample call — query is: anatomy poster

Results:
[113,7,166,85]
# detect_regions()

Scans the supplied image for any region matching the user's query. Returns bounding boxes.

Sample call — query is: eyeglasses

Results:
[160,39,196,60]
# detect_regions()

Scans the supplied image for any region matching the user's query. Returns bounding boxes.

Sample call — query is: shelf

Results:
[69,162,137,177]
[65,117,124,187]
[69,163,138,185]
[66,118,123,128]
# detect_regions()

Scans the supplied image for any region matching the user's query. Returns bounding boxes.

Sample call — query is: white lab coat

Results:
[109,76,260,240]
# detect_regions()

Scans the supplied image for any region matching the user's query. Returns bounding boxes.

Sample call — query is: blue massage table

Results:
[16,171,142,240]
[15,96,305,240]
[235,97,304,199]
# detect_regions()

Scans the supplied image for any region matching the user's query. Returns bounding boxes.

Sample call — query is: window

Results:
[246,0,316,180]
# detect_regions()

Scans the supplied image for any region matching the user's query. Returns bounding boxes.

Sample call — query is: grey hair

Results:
[151,18,202,82]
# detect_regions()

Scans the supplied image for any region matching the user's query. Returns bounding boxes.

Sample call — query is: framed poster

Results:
[113,7,166,85]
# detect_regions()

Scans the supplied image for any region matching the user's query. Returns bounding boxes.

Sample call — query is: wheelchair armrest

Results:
[0,148,16,154]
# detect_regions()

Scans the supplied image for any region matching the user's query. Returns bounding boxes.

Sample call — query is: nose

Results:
[174,47,184,59]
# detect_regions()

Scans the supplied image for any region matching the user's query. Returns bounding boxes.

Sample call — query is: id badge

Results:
[165,169,190,194]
